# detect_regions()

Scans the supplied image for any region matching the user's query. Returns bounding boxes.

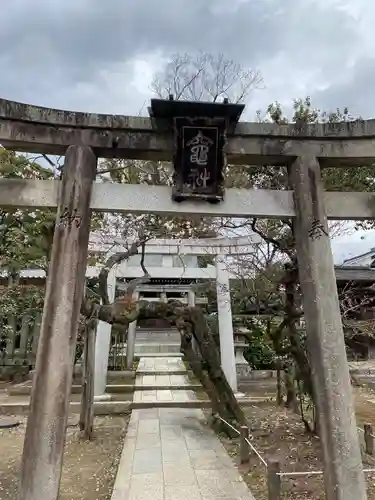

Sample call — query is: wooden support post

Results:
[239,425,250,463]
[31,312,41,359]
[267,459,281,500]
[19,146,97,500]
[79,319,97,440]
[364,424,374,455]
[289,155,367,500]
[18,314,30,359]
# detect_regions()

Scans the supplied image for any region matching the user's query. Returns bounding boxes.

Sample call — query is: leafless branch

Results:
[151,51,262,103]
[98,242,138,305]
[125,238,150,296]
[250,218,295,259]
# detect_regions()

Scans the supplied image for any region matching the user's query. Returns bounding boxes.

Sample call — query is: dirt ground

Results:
[0,413,130,500]
[216,387,375,499]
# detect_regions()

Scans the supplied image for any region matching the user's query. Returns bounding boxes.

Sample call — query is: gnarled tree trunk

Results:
[178,307,246,434]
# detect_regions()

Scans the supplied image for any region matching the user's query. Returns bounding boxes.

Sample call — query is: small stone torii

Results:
[0,97,374,500]
[90,234,261,399]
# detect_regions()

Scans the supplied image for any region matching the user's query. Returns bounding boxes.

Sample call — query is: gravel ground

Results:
[0,414,130,499]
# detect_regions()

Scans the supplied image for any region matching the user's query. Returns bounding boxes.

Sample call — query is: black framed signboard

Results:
[148,98,245,204]
[172,117,226,203]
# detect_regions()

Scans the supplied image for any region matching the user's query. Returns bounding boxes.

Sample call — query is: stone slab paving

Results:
[112,356,255,499]
[137,356,186,373]
[111,407,256,500]
[134,356,197,404]
[133,388,197,403]
[135,374,191,387]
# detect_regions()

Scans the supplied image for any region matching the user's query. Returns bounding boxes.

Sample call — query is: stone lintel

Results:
[0,179,374,220]
[1,99,375,165]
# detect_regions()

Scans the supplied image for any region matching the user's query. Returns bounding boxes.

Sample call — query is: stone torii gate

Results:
[1,98,375,500]
[89,234,261,397]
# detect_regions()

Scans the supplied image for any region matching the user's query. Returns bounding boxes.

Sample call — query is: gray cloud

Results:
[313,57,375,119]
[0,0,364,116]
[1,0,374,259]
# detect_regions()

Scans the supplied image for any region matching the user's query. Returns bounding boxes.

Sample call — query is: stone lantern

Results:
[234,327,252,382]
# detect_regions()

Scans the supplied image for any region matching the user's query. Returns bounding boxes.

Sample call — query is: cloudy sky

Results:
[0,0,374,262]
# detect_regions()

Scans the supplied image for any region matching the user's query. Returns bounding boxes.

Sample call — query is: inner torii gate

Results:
[89,234,261,397]
[1,98,374,500]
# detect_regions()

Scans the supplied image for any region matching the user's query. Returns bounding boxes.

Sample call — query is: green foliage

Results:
[242,322,275,369]
[1,284,44,318]
[0,149,57,273]
[267,97,375,197]
[0,149,58,325]
[229,96,375,418]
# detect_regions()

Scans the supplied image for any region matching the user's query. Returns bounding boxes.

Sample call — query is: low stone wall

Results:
[0,365,29,383]
[236,366,277,382]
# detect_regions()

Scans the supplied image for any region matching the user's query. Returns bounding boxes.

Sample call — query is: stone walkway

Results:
[134,356,197,403]
[137,357,186,373]
[111,356,255,499]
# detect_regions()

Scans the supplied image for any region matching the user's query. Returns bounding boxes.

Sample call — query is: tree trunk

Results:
[181,333,224,415]
[276,363,283,406]
[187,307,246,428]
[284,276,313,413]
[180,324,243,437]
[284,367,298,413]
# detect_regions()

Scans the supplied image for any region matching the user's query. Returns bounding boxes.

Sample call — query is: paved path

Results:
[134,356,197,403]
[111,356,255,499]
[137,357,186,373]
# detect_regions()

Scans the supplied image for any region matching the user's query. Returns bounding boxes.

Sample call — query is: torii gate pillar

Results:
[215,255,237,392]
[94,269,116,400]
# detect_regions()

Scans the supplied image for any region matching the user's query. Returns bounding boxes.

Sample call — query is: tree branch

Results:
[125,238,150,296]
[250,218,294,258]
[98,240,141,305]
[80,298,186,341]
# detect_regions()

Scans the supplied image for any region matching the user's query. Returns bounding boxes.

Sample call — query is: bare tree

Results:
[150,51,263,103]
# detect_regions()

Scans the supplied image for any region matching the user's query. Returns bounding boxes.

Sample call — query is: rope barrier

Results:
[277,470,323,477]
[357,426,375,439]
[214,416,375,480]
[244,437,268,467]
[277,468,375,478]
[216,415,267,467]
[217,416,240,436]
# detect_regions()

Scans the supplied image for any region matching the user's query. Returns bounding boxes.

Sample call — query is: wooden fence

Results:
[0,310,125,374]
[0,311,42,371]
[108,328,127,371]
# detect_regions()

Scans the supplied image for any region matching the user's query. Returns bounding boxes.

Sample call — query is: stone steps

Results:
[0,399,132,416]
[0,396,268,415]
[7,382,201,397]
[131,397,270,409]
[134,356,197,408]
[132,343,181,355]
[136,370,189,376]
[135,329,181,343]
[134,352,182,358]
